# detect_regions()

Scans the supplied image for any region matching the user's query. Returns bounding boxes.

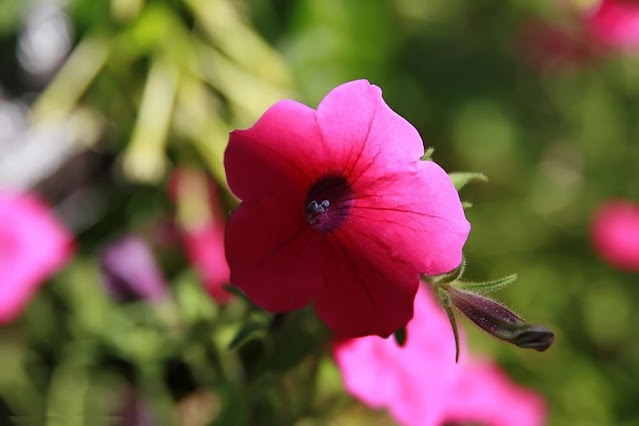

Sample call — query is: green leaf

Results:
[223,284,251,302]
[421,146,435,161]
[452,273,518,293]
[448,172,488,191]
[424,255,466,285]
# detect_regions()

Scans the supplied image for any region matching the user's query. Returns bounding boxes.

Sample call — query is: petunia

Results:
[169,167,232,303]
[586,0,639,51]
[0,190,73,324]
[591,199,639,271]
[99,234,169,302]
[517,20,592,72]
[224,80,470,338]
[334,285,547,426]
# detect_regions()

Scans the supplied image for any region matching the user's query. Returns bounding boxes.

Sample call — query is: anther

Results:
[304,174,352,232]
[307,199,330,214]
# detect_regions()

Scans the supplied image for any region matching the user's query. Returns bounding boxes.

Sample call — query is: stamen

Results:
[304,175,353,232]
[307,200,330,214]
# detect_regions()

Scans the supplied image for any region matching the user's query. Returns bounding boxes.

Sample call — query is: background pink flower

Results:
[591,199,639,271]
[334,286,546,426]
[224,80,470,338]
[586,0,639,50]
[169,167,232,303]
[517,20,592,72]
[0,190,73,324]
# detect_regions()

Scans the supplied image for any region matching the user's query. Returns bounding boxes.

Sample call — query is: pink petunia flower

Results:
[170,167,232,303]
[591,199,639,271]
[334,286,547,426]
[0,190,73,324]
[586,0,639,50]
[517,20,592,72]
[224,80,470,338]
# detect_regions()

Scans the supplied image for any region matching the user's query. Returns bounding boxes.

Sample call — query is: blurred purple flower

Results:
[334,285,546,426]
[0,190,73,324]
[99,234,168,302]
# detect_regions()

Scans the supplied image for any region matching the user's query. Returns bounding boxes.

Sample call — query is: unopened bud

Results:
[447,287,554,352]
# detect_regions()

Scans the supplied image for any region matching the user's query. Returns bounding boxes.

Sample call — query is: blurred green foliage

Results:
[2,0,639,425]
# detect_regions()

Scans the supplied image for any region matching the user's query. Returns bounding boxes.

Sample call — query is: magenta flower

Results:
[586,0,639,51]
[591,199,639,271]
[224,80,470,338]
[0,190,73,324]
[170,167,232,303]
[334,286,546,426]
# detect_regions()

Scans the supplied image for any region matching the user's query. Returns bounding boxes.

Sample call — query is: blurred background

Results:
[1,0,639,425]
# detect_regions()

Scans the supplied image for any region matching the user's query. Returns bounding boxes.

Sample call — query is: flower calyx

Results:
[424,267,554,362]
[446,286,554,352]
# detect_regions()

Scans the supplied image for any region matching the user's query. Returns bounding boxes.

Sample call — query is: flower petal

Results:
[316,80,425,179]
[225,195,321,312]
[587,0,639,50]
[334,286,465,424]
[313,229,419,338]
[0,192,73,324]
[445,362,547,426]
[350,160,470,276]
[184,223,232,303]
[99,234,168,302]
[224,100,322,201]
[591,199,639,271]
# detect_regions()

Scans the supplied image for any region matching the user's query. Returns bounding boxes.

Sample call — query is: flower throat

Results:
[305,175,353,233]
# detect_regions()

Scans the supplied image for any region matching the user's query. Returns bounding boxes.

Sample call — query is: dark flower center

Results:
[305,175,353,232]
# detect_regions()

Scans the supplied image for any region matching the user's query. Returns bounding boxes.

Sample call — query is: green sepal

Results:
[223,284,250,302]
[452,273,518,294]
[436,287,461,363]
[228,312,271,349]
[421,146,435,161]
[446,286,554,352]
[423,255,466,285]
[394,327,407,347]
[448,172,488,191]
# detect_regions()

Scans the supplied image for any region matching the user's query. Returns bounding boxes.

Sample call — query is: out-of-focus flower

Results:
[334,286,546,426]
[591,199,639,271]
[112,388,158,426]
[586,0,639,51]
[518,20,592,71]
[224,80,470,338]
[444,362,547,426]
[0,98,77,190]
[99,234,169,302]
[17,2,73,79]
[170,167,231,303]
[0,190,73,324]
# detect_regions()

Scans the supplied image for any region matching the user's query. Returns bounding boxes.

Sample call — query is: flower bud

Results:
[447,287,554,352]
